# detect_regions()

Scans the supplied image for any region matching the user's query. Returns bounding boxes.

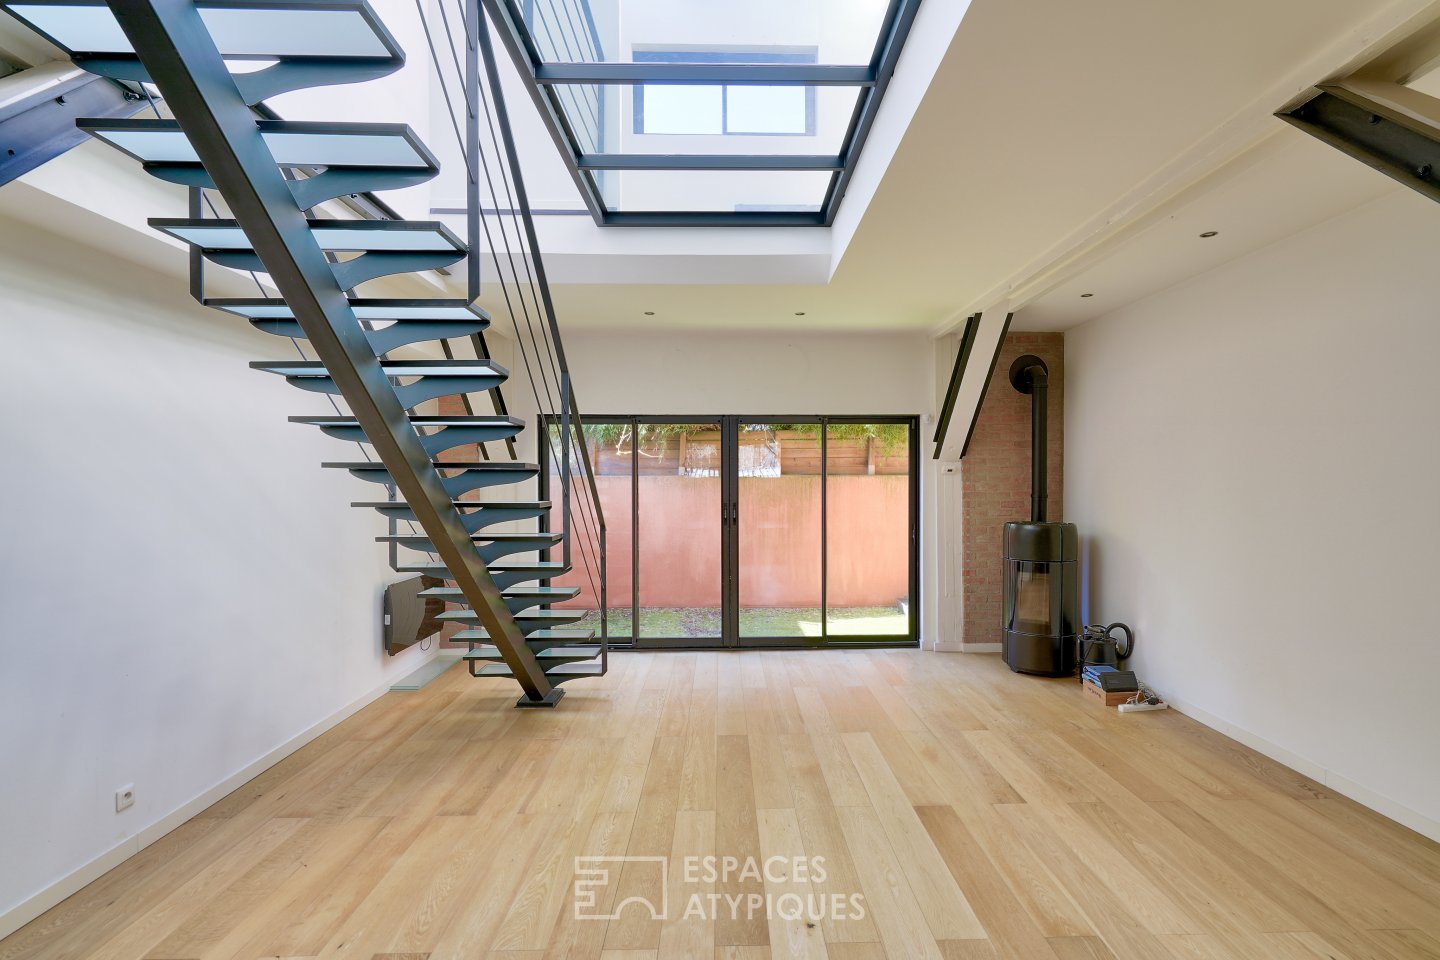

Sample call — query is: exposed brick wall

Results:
[961,332,1064,646]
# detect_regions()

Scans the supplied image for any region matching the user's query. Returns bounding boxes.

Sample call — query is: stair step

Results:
[208,298,488,322]
[305,416,521,429]
[255,359,503,379]
[328,461,538,497]
[354,500,550,532]
[82,118,436,170]
[380,531,560,562]
[356,499,549,510]
[452,628,595,645]
[156,218,464,254]
[256,360,507,410]
[396,561,568,575]
[380,531,561,544]
[293,415,523,454]
[420,586,578,602]
[1,0,403,61]
[254,315,487,354]
[473,661,606,680]
[423,584,579,614]
[463,645,601,661]
[8,0,406,103]
[439,608,588,629]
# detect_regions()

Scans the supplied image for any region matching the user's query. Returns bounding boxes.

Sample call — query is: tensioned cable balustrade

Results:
[416,0,609,649]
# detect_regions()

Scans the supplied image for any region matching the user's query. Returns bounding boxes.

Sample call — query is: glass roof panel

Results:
[561,83,861,156]
[520,0,892,66]
[595,169,834,213]
[497,0,920,223]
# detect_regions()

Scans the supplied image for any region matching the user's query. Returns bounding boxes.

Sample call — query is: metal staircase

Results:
[0,0,607,706]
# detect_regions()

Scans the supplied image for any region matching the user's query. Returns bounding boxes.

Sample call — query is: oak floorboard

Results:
[6,651,1439,960]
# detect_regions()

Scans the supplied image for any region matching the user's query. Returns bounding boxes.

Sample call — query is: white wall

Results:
[555,329,945,646]
[0,222,434,936]
[1064,188,1440,840]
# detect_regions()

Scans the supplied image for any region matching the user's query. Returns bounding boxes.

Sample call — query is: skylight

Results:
[485,0,923,226]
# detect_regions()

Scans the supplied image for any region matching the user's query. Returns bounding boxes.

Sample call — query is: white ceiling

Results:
[510,0,1440,333]
[5,0,1440,339]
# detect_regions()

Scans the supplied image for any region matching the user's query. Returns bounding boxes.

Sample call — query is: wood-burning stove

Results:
[1001,354,1079,676]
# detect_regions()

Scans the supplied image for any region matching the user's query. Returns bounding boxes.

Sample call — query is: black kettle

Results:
[1078,622,1134,671]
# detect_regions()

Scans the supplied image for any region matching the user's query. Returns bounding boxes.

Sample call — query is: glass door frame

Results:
[541,414,920,649]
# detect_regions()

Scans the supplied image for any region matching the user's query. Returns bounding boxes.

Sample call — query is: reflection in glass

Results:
[825,423,910,636]
[552,423,632,638]
[638,424,723,639]
[739,423,822,637]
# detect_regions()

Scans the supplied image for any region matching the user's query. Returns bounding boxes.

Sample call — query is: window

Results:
[631,49,818,137]
[542,416,918,648]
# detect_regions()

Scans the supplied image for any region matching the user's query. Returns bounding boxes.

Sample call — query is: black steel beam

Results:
[959,312,1013,459]
[535,62,875,86]
[481,0,606,222]
[106,0,556,704]
[602,210,827,227]
[823,0,923,226]
[0,65,145,185]
[932,312,979,456]
[578,153,844,171]
[1279,79,1440,205]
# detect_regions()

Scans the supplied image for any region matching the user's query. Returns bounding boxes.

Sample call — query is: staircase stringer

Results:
[105,0,558,705]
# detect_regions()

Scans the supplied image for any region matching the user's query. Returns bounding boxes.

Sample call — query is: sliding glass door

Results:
[544,415,917,648]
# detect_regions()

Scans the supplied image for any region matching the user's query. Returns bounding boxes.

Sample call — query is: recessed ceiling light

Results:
[643,310,655,316]
[1200,230,1219,238]
[1080,293,1094,298]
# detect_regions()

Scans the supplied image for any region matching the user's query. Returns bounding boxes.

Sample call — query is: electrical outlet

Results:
[115,784,135,813]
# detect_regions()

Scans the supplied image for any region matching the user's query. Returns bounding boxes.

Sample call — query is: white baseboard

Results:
[1164,694,1440,844]
[958,642,1002,653]
[0,661,428,941]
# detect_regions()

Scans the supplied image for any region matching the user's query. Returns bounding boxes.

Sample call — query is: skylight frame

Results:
[481,0,924,227]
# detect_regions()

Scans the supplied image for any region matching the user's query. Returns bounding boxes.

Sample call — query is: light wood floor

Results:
[6,650,1440,960]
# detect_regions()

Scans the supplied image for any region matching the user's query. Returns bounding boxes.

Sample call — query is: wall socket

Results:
[115,784,135,813]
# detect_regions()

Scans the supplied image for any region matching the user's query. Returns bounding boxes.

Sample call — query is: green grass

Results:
[566,605,907,639]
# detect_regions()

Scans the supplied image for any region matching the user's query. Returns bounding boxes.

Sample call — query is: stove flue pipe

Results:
[1008,354,1049,523]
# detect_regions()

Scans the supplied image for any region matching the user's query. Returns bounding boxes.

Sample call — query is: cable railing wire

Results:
[420,0,607,620]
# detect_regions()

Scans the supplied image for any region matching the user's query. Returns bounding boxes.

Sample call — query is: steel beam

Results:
[823,0,923,226]
[0,62,144,185]
[578,153,844,171]
[481,0,605,221]
[1279,79,1440,205]
[602,210,826,227]
[535,62,875,86]
[105,0,556,704]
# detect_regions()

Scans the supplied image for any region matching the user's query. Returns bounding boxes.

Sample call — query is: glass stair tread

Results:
[421,586,579,601]
[80,119,435,169]
[351,500,550,509]
[153,218,465,254]
[438,609,585,622]
[0,0,402,60]
[452,628,595,643]
[324,461,539,470]
[294,415,524,428]
[474,662,605,678]
[252,359,505,378]
[464,646,601,661]
[396,561,567,573]
[207,298,488,322]
[376,532,562,543]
